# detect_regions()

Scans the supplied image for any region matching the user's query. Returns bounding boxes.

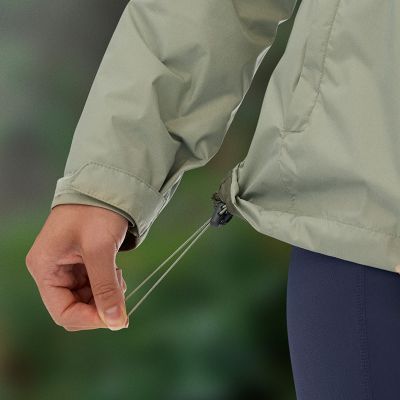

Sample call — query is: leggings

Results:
[286,245,400,400]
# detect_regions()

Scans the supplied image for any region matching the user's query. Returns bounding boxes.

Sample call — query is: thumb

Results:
[82,243,128,330]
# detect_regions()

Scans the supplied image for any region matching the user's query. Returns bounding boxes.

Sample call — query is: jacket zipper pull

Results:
[125,192,233,318]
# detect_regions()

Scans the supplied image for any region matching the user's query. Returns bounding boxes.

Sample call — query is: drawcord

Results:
[125,192,233,317]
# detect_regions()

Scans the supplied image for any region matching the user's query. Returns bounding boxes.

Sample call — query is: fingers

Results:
[31,277,107,331]
[82,244,128,331]
[26,255,128,331]
[25,205,131,332]
[50,287,107,329]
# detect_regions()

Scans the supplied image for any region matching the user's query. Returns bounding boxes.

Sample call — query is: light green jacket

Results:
[51,0,400,274]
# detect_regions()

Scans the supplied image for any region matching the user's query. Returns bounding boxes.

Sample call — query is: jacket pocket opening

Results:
[281,0,343,133]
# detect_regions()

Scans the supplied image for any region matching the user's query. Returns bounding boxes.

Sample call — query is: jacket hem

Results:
[217,164,400,274]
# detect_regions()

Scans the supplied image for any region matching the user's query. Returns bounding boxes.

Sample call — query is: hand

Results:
[25,204,130,331]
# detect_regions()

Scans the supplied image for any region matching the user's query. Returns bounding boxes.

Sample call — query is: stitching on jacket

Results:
[63,161,93,180]
[55,161,167,236]
[229,153,400,241]
[53,187,137,223]
[282,0,343,134]
[66,184,152,236]
[79,161,163,199]
[55,185,137,218]
[53,188,79,195]
[272,206,400,241]
[237,137,400,241]
[278,134,296,213]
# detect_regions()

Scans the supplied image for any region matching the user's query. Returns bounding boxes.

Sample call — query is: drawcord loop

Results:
[125,192,233,317]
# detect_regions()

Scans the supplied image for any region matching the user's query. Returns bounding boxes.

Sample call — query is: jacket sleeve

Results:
[51,0,298,251]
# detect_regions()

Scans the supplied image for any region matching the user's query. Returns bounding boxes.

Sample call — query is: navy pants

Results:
[287,245,400,400]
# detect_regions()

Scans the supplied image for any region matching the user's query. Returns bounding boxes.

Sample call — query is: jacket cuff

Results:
[51,161,166,251]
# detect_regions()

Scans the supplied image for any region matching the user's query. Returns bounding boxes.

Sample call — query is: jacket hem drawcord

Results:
[124,192,233,316]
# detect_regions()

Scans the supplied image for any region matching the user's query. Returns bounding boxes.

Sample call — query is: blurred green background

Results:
[0,1,302,399]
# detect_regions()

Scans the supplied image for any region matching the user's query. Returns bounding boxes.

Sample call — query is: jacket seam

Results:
[86,161,163,198]
[234,147,400,240]
[247,204,400,241]
[53,185,138,223]
[54,182,162,238]
[65,161,163,199]
[52,188,138,228]
[66,184,152,237]
[278,134,296,213]
[281,0,343,134]
[53,188,78,195]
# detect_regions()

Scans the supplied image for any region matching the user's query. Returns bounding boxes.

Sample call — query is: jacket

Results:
[51,0,400,274]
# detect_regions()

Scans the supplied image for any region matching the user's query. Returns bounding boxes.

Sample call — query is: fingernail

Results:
[104,306,126,331]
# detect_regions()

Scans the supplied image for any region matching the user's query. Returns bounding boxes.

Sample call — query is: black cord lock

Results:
[210,192,233,227]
